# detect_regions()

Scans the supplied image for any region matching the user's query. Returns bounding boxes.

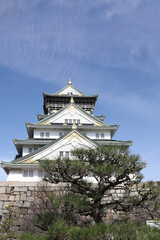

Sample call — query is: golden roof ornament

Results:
[72,121,77,129]
[68,78,72,85]
[70,96,74,103]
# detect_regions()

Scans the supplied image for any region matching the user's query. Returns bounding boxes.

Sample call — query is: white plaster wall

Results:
[59,86,81,95]
[25,131,96,163]
[86,131,111,140]
[22,146,40,156]
[34,130,66,139]
[7,169,98,183]
[42,136,93,160]
[22,147,30,156]
[45,106,98,125]
[7,169,43,182]
[33,130,111,140]
[53,112,93,125]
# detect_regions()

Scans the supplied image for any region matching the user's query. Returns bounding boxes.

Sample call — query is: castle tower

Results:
[2,79,132,181]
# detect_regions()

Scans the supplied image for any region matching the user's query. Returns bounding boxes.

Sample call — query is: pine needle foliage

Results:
[40,146,159,224]
[0,206,17,240]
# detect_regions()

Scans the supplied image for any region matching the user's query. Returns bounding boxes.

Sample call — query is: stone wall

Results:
[0,181,159,239]
[0,181,67,238]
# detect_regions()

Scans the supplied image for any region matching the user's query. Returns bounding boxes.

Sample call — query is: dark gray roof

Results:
[37,114,48,121]
[95,115,105,121]
[95,139,132,146]
[26,123,118,130]
[14,139,53,145]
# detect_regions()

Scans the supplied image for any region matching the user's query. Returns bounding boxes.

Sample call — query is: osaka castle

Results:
[2,79,132,181]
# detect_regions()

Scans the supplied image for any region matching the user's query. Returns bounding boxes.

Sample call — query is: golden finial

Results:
[68,78,72,85]
[72,122,77,129]
[70,96,74,103]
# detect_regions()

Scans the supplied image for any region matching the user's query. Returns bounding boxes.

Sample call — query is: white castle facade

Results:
[2,79,132,181]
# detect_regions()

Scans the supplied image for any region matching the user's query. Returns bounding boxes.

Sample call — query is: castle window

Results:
[29,170,33,177]
[65,119,68,124]
[59,132,63,137]
[69,119,72,124]
[60,151,63,157]
[23,170,33,177]
[101,133,104,139]
[96,133,99,139]
[40,132,44,138]
[38,170,43,177]
[46,132,50,138]
[77,119,80,124]
[73,119,76,123]
[23,170,28,177]
[28,148,32,153]
[65,151,69,157]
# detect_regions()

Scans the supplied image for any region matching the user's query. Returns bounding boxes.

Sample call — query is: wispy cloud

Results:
[0,0,160,83]
[101,87,160,122]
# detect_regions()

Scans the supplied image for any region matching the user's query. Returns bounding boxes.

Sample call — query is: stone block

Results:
[28,187,35,191]
[17,217,25,226]
[16,201,23,207]
[0,193,9,201]
[0,202,4,210]
[9,195,15,201]
[20,208,28,214]
[0,182,9,186]
[32,192,38,197]
[5,187,12,193]
[3,202,10,208]
[15,195,20,201]
[20,225,27,231]
[23,201,31,208]
[8,182,25,187]
[27,191,31,197]
[28,209,34,215]
[116,189,121,194]
[28,224,34,232]
[28,197,34,201]
[0,187,6,193]
[14,191,21,195]
[14,187,27,192]
[24,182,37,187]
[21,194,26,201]
[16,231,23,238]
[9,201,15,207]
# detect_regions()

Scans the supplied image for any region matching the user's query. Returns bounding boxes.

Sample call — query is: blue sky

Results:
[0,0,160,181]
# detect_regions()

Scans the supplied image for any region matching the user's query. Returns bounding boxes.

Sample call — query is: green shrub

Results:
[0,206,17,240]
[19,220,160,240]
[19,232,47,240]
[47,219,70,240]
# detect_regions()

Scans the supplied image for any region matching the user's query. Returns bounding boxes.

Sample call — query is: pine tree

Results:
[40,146,159,224]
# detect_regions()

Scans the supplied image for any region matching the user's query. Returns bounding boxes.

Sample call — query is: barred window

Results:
[60,151,63,157]
[65,151,69,157]
[46,132,50,138]
[40,132,44,138]
[28,148,32,153]
[59,132,63,137]
[38,170,43,177]
[23,170,33,177]
[101,133,104,139]
[96,133,99,139]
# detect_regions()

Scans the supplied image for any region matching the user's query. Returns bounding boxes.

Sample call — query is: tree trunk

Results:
[92,207,102,223]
